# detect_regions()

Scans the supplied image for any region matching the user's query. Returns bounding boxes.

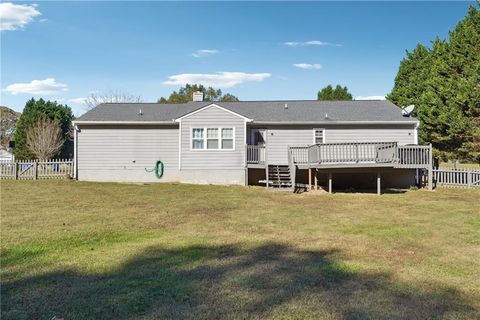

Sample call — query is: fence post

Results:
[14,162,18,180]
[467,171,472,188]
[34,160,38,180]
[427,144,433,191]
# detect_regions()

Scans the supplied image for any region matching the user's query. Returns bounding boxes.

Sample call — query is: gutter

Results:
[71,120,419,125]
[72,120,178,125]
[250,120,420,125]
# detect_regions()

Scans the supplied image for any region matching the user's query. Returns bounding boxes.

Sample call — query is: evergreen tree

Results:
[158,84,239,103]
[13,98,74,160]
[317,85,353,100]
[388,3,480,162]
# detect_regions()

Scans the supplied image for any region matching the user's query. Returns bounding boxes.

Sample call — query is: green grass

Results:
[1,181,479,319]
[440,161,480,169]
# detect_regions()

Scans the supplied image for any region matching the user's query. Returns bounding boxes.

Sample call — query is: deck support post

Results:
[314,169,318,190]
[308,167,312,190]
[265,165,269,189]
[377,171,381,195]
[328,172,332,194]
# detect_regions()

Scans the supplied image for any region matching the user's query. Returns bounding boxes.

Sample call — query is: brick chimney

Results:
[192,91,204,102]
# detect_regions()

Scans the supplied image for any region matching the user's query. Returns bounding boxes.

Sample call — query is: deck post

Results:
[427,144,433,191]
[314,169,318,190]
[377,171,381,195]
[265,143,268,189]
[328,172,332,194]
[308,167,312,190]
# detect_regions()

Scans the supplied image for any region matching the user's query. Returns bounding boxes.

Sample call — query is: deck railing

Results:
[290,146,310,164]
[0,159,73,180]
[304,142,398,165]
[246,145,266,164]
[288,142,431,168]
[396,145,431,168]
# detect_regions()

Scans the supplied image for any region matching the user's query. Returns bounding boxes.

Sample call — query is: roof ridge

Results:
[100,99,388,105]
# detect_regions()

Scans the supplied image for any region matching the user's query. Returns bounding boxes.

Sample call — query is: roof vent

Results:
[138,109,143,116]
[193,91,204,102]
[325,113,329,119]
[284,103,288,110]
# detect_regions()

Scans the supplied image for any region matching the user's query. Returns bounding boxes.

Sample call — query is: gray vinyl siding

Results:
[180,106,246,170]
[264,126,314,165]
[77,125,179,182]
[326,125,415,145]
[252,124,416,165]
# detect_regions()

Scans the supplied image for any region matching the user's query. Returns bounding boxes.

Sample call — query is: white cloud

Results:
[355,95,386,101]
[4,78,68,95]
[191,49,219,58]
[284,40,331,47]
[0,2,41,31]
[163,72,272,88]
[68,97,87,105]
[293,63,322,70]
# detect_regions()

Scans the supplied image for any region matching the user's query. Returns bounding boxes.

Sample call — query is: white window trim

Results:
[190,127,235,151]
[313,128,326,144]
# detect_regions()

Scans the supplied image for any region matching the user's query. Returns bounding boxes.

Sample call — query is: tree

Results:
[317,85,353,101]
[0,106,20,148]
[13,98,73,160]
[387,3,480,162]
[26,117,65,159]
[158,84,239,103]
[85,90,142,110]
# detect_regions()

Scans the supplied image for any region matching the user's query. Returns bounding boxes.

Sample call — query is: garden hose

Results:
[154,160,164,179]
[145,160,164,178]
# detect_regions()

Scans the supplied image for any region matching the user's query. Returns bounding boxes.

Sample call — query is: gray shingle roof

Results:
[75,100,418,123]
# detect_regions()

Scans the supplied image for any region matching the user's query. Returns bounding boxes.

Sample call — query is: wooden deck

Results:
[246,142,433,192]
[247,142,432,169]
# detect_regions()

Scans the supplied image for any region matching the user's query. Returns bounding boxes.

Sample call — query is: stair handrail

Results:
[288,145,296,191]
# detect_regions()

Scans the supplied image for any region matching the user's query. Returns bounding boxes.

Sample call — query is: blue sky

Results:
[0,1,475,116]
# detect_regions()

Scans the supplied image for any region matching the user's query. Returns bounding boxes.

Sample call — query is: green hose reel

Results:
[146,160,164,178]
[154,160,164,179]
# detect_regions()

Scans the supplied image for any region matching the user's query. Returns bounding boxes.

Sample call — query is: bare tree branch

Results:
[84,89,142,110]
[26,117,65,159]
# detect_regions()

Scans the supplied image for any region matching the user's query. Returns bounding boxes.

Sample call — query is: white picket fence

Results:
[0,159,73,180]
[433,167,480,189]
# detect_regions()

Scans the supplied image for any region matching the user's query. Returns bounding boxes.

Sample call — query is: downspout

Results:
[73,124,78,179]
[414,122,420,186]
[244,120,248,186]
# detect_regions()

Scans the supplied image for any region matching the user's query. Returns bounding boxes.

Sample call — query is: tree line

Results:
[388,3,479,162]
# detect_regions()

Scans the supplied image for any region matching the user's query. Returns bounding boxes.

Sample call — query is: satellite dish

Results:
[402,104,415,117]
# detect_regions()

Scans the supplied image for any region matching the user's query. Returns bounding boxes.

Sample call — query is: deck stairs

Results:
[267,165,292,189]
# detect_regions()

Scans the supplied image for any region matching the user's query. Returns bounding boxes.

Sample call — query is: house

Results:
[0,148,15,162]
[72,93,432,192]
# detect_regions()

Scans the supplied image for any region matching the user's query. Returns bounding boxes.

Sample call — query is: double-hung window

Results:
[221,128,234,149]
[207,128,219,149]
[192,128,204,149]
[314,129,324,144]
[192,127,234,150]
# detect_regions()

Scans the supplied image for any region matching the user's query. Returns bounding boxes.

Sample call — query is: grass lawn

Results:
[1,181,479,319]
[440,161,480,169]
